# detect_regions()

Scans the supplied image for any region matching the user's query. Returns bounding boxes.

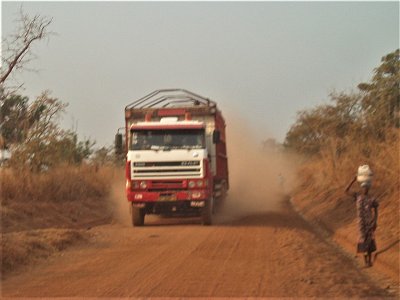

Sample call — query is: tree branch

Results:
[0,9,52,88]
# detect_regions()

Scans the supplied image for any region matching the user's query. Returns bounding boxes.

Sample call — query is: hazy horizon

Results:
[2,1,399,147]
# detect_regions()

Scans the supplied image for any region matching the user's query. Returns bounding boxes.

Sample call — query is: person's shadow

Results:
[374,239,400,260]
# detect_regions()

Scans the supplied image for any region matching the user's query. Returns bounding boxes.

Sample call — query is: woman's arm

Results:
[345,176,357,198]
[372,200,379,229]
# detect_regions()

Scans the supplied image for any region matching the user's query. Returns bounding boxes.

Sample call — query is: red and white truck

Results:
[117,89,229,226]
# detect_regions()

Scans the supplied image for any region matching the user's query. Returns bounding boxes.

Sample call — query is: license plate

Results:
[159,194,176,201]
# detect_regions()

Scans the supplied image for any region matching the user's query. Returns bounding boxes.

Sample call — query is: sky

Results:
[2,1,399,147]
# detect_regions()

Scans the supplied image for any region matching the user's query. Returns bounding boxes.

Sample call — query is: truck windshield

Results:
[130,129,205,150]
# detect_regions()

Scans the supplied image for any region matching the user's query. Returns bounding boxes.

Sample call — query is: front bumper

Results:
[127,189,209,202]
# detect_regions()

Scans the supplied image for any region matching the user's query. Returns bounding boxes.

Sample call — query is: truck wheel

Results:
[132,205,145,226]
[202,196,214,226]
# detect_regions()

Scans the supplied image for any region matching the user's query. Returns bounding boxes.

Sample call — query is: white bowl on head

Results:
[357,165,373,183]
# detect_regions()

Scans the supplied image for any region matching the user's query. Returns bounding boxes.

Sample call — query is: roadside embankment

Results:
[291,155,399,287]
[0,164,123,277]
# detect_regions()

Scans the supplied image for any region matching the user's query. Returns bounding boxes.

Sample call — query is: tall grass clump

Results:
[1,164,114,205]
[1,163,122,233]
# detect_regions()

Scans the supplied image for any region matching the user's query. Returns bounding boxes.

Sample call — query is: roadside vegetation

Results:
[0,10,121,277]
[285,49,399,280]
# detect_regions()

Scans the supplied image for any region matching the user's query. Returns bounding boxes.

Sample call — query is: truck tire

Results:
[202,196,214,226]
[132,205,145,226]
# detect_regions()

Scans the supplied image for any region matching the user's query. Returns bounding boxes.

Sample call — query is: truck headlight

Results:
[188,180,196,188]
[140,181,147,189]
[196,180,203,187]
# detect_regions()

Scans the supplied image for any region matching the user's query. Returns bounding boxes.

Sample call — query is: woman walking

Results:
[345,176,379,267]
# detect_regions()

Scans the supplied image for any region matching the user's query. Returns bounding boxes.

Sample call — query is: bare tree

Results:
[1,7,53,92]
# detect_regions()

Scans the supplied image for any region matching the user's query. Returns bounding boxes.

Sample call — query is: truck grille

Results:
[132,161,202,179]
[134,161,200,167]
[149,180,185,191]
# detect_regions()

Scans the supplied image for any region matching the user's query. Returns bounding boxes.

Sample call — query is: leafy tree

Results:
[0,94,30,147]
[8,92,94,171]
[91,146,114,166]
[48,131,95,166]
[285,95,361,156]
[358,49,400,140]
[285,49,399,156]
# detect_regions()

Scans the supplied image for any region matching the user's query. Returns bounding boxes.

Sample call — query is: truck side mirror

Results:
[212,130,221,144]
[115,133,123,154]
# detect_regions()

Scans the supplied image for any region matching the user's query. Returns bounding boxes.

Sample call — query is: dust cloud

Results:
[108,171,131,226]
[222,114,299,218]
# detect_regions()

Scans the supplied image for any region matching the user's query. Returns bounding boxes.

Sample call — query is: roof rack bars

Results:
[125,89,216,110]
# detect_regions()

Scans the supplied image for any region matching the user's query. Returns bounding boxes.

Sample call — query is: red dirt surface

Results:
[1,201,395,298]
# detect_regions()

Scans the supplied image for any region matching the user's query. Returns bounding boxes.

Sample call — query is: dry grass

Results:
[1,164,120,233]
[1,164,114,204]
[1,164,123,275]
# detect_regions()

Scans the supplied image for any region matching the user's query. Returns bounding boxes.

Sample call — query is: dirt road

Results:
[1,201,394,298]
